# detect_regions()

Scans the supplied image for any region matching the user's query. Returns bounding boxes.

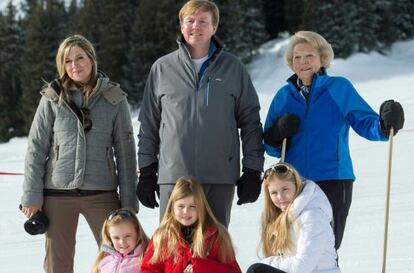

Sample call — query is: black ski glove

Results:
[380,100,405,136]
[264,113,300,147]
[236,168,262,205]
[136,162,159,209]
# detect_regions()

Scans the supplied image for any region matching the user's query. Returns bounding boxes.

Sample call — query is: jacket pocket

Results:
[52,145,60,171]
[106,147,117,186]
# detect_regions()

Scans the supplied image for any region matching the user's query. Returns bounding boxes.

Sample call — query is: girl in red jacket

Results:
[140,177,241,273]
[91,208,150,273]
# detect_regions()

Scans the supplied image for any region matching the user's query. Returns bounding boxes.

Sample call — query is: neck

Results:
[188,44,209,59]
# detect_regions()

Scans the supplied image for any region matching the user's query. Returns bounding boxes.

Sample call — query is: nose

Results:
[300,56,308,64]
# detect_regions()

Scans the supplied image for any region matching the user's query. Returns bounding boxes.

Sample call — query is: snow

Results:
[1,38,413,273]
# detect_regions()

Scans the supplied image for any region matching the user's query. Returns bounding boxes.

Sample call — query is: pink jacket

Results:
[99,244,144,273]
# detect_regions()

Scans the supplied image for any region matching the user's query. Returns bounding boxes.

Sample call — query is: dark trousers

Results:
[316,180,353,250]
[246,263,286,273]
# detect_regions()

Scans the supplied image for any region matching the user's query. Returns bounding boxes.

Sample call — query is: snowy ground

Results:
[1,38,413,273]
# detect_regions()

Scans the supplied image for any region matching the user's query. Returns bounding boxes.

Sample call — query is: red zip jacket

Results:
[140,226,241,273]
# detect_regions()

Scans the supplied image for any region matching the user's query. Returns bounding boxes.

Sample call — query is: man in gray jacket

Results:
[137,0,264,227]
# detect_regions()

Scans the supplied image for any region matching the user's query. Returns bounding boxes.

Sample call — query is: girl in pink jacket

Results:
[91,208,150,273]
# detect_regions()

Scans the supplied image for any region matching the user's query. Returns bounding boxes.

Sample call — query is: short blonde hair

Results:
[179,0,220,30]
[285,31,334,70]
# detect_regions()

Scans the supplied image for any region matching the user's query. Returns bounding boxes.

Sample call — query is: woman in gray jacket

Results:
[20,34,138,273]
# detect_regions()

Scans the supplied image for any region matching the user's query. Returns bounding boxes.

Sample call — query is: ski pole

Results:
[382,127,394,273]
[280,138,287,163]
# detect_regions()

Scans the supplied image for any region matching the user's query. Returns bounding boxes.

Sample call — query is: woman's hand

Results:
[20,205,42,218]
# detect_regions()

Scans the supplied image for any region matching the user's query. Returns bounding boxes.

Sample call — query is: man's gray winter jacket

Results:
[138,36,264,184]
[21,75,138,210]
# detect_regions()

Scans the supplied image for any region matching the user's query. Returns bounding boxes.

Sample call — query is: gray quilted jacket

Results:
[21,75,138,210]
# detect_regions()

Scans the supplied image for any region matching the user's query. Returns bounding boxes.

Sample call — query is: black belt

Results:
[44,189,115,197]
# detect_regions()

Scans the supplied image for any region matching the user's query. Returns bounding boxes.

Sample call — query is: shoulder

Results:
[323,75,354,88]
[152,50,180,68]
[102,82,128,105]
[40,83,59,102]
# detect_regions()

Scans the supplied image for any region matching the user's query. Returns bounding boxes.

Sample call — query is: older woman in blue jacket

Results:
[263,31,404,250]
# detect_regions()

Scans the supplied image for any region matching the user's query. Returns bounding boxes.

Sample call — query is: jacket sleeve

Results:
[191,235,241,273]
[330,77,387,141]
[21,96,54,206]
[260,209,334,273]
[113,97,138,211]
[263,89,284,158]
[140,241,164,273]
[237,65,264,172]
[138,65,161,169]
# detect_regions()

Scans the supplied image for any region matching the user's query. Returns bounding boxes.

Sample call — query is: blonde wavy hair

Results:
[285,30,334,71]
[260,163,304,256]
[90,208,150,273]
[55,34,98,105]
[149,177,236,264]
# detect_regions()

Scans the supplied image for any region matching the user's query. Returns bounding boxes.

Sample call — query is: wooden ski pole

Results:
[280,138,287,163]
[382,127,394,273]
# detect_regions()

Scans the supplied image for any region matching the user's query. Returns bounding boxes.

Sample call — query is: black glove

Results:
[380,100,404,136]
[264,113,300,147]
[236,168,262,205]
[136,162,159,209]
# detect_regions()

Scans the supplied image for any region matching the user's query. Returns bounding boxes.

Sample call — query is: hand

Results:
[264,113,300,147]
[184,264,193,273]
[380,100,404,136]
[136,162,159,208]
[236,168,262,205]
[20,204,42,219]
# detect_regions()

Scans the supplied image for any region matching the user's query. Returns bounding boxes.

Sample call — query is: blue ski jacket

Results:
[264,73,387,181]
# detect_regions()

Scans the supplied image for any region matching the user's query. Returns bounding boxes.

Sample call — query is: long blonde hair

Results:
[149,177,236,264]
[90,208,150,273]
[55,34,98,105]
[260,163,304,256]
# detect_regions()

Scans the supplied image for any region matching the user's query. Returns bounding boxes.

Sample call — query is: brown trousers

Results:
[42,192,121,273]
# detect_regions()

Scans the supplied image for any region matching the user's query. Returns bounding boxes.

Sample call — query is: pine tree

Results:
[261,0,286,39]
[97,0,139,89]
[215,0,267,62]
[0,2,25,142]
[377,0,414,48]
[19,0,68,133]
[123,0,182,106]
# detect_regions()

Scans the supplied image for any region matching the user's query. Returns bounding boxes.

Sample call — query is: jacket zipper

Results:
[61,99,87,183]
[52,145,60,171]
[106,147,116,185]
[204,77,211,106]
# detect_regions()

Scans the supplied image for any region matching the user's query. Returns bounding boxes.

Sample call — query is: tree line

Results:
[0,0,413,143]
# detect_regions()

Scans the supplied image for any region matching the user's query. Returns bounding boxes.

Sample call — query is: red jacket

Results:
[140,226,241,273]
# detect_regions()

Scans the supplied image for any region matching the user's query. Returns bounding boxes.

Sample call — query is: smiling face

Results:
[292,42,322,86]
[181,10,216,57]
[108,221,138,256]
[267,177,297,211]
[64,45,93,84]
[174,195,198,226]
